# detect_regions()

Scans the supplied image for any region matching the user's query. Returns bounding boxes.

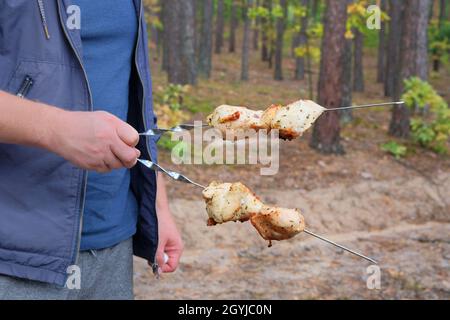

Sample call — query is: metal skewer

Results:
[139,124,210,136]
[304,229,378,264]
[137,159,207,189]
[325,101,404,112]
[137,159,377,264]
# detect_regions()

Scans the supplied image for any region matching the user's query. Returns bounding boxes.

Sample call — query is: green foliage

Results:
[156,84,189,111]
[157,135,180,151]
[402,77,450,154]
[429,21,450,68]
[153,84,190,130]
[381,141,407,159]
[346,0,389,40]
[143,0,162,31]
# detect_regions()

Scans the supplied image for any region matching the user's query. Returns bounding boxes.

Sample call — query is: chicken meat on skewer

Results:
[202,181,306,246]
[202,181,264,225]
[202,181,377,263]
[206,100,325,140]
[206,100,404,141]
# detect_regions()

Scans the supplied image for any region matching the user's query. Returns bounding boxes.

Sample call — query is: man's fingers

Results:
[116,122,139,147]
[161,251,181,273]
[156,249,165,270]
[104,150,124,170]
[110,139,140,168]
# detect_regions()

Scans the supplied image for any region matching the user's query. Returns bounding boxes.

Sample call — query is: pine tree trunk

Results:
[377,0,387,83]
[340,37,353,124]
[261,0,270,61]
[310,0,347,154]
[167,0,197,85]
[241,0,253,80]
[253,0,261,50]
[416,0,430,82]
[353,29,365,92]
[229,1,238,53]
[439,0,448,28]
[198,0,214,78]
[274,0,287,80]
[295,0,309,80]
[384,0,403,98]
[215,0,225,54]
[162,0,170,71]
[389,0,430,137]
[166,0,181,82]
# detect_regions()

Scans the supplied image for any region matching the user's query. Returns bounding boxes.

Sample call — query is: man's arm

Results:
[155,172,184,273]
[0,90,140,172]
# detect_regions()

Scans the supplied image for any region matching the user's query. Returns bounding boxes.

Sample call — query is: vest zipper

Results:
[134,1,160,274]
[37,0,51,40]
[17,76,34,98]
[56,0,93,267]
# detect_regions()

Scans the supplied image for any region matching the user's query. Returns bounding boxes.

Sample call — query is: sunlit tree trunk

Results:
[310,0,347,154]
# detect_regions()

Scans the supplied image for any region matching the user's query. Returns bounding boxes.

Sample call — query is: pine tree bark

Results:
[166,0,181,82]
[340,37,353,124]
[274,0,287,80]
[295,0,310,80]
[167,0,197,85]
[389,0,430,137]
[253,0,261,50]
[377,0,387,83]
[261,0,271,61]
[353,29,365,92]
[229,1,238,53]
[241,0,253,80]
[179,0,197,85]
[384,0,403,98]
[198,0,214,78]
[310,0,347,154]
[215,0,225,54]
[162,0,170,71]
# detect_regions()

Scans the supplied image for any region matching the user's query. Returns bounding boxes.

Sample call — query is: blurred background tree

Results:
[143,0,449,155]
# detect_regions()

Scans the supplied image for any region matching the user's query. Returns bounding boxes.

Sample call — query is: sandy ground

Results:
[133,169,450,300]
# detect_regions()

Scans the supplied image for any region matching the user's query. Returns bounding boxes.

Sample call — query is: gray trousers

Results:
[0,238,134,300]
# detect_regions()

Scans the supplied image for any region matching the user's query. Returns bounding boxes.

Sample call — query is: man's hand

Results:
[0,91,140,173]
[156,208,184,273]
[155,173,184,273]
[49,110,141,173]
